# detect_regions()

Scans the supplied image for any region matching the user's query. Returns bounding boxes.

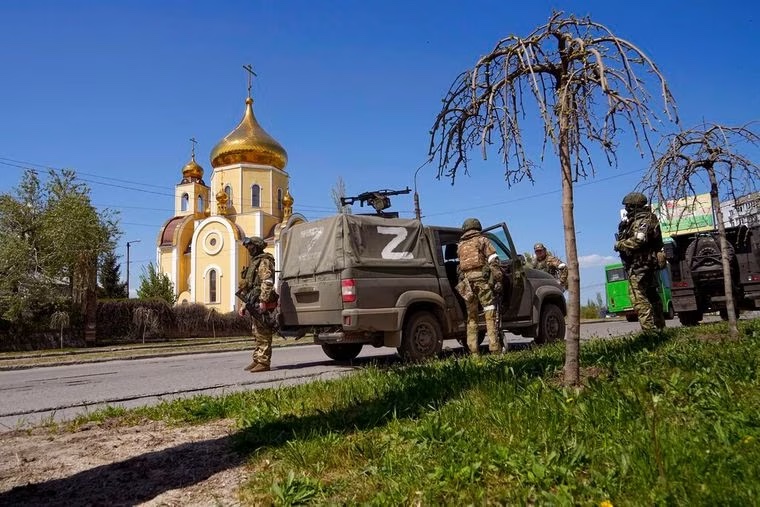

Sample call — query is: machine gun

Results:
[340,187,411,217]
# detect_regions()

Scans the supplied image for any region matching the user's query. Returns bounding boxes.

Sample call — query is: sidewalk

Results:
[0,335,306,371]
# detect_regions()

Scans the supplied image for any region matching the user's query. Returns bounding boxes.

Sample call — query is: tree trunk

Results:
[708,169,739,339]
[558,90,580,385]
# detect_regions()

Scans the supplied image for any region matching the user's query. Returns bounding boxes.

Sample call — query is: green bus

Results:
[604,263,675,321]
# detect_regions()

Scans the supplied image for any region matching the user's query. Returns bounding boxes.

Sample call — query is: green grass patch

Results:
[67,320,760,505]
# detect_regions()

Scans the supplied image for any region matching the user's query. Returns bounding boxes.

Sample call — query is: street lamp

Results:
[126,240,141,297]
[413,159,431,220]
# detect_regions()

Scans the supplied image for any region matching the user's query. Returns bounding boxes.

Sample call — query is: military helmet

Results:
[622,192,648,207]
[242,236,266,249]
[534,242,546,251]
[462,217,482,232]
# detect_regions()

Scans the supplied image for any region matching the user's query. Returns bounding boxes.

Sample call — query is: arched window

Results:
[224,185,233,209]
[180,193,189,211]
[208,269,218,303]
[251,184,261,207]
[277,188,283,211]
[197,194,204,211]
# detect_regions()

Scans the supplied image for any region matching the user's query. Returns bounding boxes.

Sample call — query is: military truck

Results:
[664,223,760,325]
[277,213,567,362]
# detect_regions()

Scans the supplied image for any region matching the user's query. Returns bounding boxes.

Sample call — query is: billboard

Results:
[652,193,714,236]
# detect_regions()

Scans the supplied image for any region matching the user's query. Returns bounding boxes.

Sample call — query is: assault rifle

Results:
[340,187,411,216]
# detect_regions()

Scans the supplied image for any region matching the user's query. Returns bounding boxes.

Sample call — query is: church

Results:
[155,83,305,312]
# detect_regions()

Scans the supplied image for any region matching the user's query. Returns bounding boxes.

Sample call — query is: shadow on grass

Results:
[0,330,672,505]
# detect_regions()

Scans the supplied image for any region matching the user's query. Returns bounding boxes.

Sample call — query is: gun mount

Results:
[340,187,411,216]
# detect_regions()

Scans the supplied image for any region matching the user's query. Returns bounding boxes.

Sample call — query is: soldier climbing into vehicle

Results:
[529,242,568,291]
[455,217,504,355]
[614,191,666,332]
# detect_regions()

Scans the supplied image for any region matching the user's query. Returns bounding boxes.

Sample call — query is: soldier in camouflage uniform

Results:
[530,242,568,290]
[238,236,279,372]
[456,218,503,354]
[614,192,665,332]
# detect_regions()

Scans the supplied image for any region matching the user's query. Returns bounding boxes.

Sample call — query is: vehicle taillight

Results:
[341,279,356,303]
[673,281,689,288]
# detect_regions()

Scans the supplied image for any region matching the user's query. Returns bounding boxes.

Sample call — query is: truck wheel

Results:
[678,311,701,326]
[321,343,363,362]
[535,303,565,345]
[665,303,675,320]
[625,314,638,322]
[719,307,740,321]
[399,311,443,362]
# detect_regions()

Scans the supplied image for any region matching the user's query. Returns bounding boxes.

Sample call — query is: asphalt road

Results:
[0,317,700,429]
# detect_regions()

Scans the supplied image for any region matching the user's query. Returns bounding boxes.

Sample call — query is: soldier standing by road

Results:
[456,218,503,355]
[237,236,279,372]
[614,192,666,332]
[529,242,568,290]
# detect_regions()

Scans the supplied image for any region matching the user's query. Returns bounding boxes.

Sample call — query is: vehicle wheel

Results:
[719,307,740,321]
[321,343,363,362]
[534,303,565,345]
[625,314,638,322]
[678,311,701,327]
[399,311,443,362]
[665,303,675,320]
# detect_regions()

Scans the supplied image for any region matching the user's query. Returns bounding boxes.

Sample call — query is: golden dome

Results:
[210,97,288,170]
[181,155,204,181]
[282,189,294,207]
[215,187,229,215]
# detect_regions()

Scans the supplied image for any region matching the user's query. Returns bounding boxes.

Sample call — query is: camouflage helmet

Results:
[622,192,648,207]
[534,242,546,251]
[462,217,482,232]
[242,236,266,249]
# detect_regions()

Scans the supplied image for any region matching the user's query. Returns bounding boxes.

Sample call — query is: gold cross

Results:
[243,64,257,98]
[189,137,198,159]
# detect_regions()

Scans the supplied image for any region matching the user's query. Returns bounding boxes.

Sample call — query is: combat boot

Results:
[243,362,257,371]
[249,363,270,373]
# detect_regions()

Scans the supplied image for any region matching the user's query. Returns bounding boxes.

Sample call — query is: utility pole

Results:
[126,240,141,297]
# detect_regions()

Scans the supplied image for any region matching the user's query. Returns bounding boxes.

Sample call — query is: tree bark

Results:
[708,168,740,339]
[559,87,580,386]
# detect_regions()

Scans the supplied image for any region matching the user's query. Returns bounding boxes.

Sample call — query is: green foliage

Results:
[99,249,127,299]
[136,263,177,305]
[73,319,760,504]
[0,169,120,326]
[580,291,605,319]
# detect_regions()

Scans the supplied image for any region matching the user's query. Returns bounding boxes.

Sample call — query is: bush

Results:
[173,303,250,338]
[96,299,175,342]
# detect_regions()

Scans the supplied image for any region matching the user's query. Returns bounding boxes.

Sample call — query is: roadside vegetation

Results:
[52,319,760,505]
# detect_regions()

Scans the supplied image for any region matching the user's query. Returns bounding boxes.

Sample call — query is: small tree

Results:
[206,308,219,339]
[330,176,351,214]
[136,263,177,305]
[429,12,678,385]
[50,310,70,349]
[99,249,128,298]
[642,123,760,339]
[133,307,157,344]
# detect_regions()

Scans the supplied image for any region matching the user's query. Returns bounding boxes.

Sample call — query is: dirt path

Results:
[0,419,249,506]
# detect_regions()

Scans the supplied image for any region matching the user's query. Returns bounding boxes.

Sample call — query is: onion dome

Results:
[180,154,205,184]
[215,187,229,215]
[210,97,288,170]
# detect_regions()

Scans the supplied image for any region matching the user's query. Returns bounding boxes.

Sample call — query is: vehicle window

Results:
[485,233,513,260]
[606,267,627,282]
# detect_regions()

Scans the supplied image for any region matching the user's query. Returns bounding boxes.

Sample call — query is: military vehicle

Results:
[277,193,566,362]
[664,223,760,325]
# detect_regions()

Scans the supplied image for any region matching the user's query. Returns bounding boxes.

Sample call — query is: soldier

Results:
[237,236,279,372]
[530,242,568,290]
[456,217,503,354]
[614,191,665,332]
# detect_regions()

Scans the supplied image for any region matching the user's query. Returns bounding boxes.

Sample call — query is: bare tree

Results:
[330,176,351,214]
[429,11,677,384]
[642,123,760,339]
[206,307,219,339]
[133,307,157,344]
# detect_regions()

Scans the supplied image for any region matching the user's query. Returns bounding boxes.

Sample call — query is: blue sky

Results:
[1,0,758,301]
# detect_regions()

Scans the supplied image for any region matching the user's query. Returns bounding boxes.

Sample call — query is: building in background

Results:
[155,87,305,312]
[721,191,760,227]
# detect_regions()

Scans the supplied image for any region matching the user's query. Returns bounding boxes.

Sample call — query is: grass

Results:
[60,319,760,505]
